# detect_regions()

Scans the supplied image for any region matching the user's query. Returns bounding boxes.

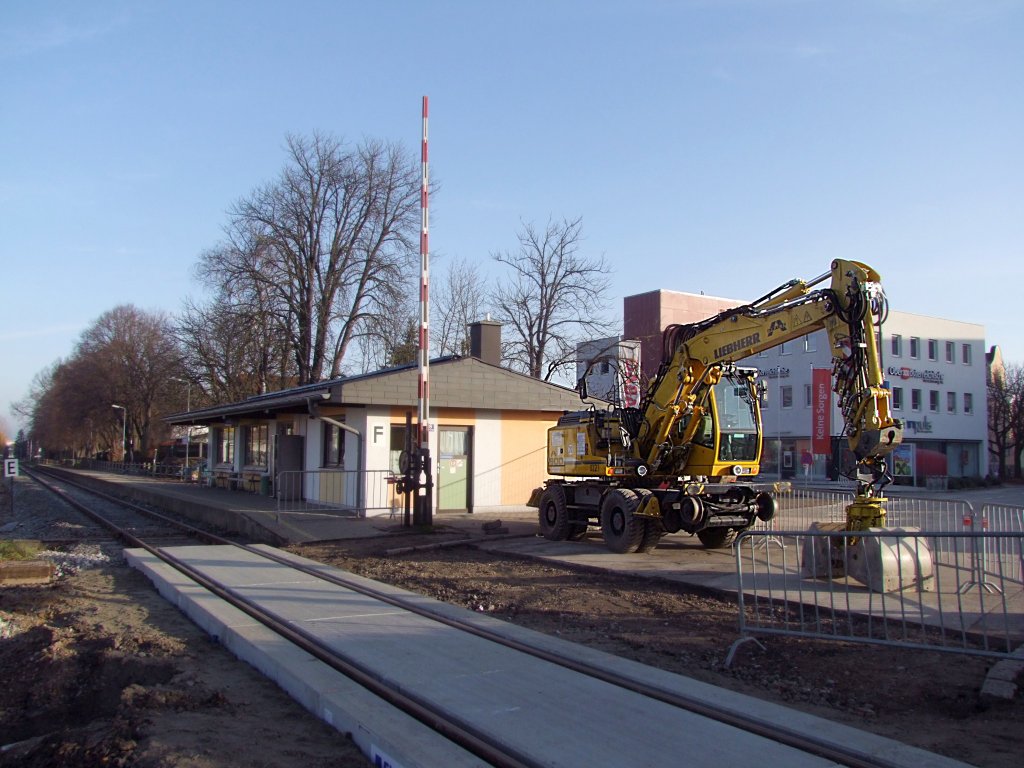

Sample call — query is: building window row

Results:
[891,387,973,415]
[768,385,976,416]
[889,334,972,365]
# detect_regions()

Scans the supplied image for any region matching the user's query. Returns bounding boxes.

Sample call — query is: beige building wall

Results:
[500,412,554,506]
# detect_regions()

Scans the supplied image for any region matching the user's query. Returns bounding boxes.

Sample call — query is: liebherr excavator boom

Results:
[533,259,906,561]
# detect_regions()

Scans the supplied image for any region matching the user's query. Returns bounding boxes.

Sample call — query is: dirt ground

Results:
[0,479,368,768]
[0,566,371,768]
[1,478,1020,767]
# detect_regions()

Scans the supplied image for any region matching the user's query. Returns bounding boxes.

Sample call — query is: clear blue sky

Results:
[2,0,1021,436]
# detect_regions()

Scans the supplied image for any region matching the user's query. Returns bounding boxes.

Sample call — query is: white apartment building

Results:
[746,311,988,482]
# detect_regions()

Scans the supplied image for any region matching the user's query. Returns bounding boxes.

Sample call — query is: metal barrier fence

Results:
[78,458,199,480]
[276,469,395,519]
[752,486,976,532]
[977,504,1024,583]
[732,527,1024,662]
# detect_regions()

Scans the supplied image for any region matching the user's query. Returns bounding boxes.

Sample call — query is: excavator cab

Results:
[675,369,762,479]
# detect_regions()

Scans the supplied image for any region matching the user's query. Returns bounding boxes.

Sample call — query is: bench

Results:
[214,470,267,493]
[213,471,245,491]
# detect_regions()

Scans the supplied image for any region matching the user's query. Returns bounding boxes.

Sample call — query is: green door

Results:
[438,426,470,512]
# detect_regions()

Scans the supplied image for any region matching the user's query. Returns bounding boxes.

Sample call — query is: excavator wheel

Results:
[696,527,739,549]
[538,484,571,541]
[634,489,664,553]
[600,488,646,554]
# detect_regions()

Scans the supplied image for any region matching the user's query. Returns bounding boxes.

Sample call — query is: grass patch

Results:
[0,539,45,561]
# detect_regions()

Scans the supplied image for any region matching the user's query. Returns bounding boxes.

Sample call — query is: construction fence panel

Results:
[752,487,975,534]
[733,528,1024,661]
[276,469,394,519]
[979,505,1024,583]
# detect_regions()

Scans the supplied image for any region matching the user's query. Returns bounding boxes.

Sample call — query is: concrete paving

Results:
[127,543,971,768]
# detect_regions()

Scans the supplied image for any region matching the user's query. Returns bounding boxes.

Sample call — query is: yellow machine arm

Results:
[632,259,902,512]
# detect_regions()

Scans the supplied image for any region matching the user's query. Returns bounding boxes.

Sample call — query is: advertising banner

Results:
[811,367,831,454]
[891,443,915,478]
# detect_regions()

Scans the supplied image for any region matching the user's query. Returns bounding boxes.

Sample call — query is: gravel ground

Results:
[2,475,1022,767]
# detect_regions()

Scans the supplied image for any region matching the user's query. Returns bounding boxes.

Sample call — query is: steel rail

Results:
[26,467,536,768]
[33,466,910,768]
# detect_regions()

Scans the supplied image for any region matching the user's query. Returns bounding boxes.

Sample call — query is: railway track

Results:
[24,467,953,768]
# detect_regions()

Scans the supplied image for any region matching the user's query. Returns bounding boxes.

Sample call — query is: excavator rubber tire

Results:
[538,484,571,541]
[600,488,646,554]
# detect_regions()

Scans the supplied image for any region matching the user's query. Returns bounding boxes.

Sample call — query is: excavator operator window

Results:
[713,378,760,462]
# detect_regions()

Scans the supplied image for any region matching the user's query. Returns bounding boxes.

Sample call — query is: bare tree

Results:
[198,133,423,385]
[178,276,294,403]
[988,361,1024,478]
[490,217,616,381]
[432,256,487,357]
[77,306,184,460]
[989,363,1012,478]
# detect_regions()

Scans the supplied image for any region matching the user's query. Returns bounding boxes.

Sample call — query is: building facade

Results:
[167,324,586,516]
[620,289,990,482]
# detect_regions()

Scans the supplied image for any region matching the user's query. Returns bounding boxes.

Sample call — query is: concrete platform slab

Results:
[128,544,970,768]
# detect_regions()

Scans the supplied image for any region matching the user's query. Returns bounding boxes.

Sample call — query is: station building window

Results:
[892,387,903,410]
[322,423,346,468]
[891,334,902,357]
[945,341,955,363]
[910,337,920,359]
[243,424,268,468]
[947,392,957,414]
[964,392,973,414]
[928,339,938,361]
[389,425,410,474]
[911,389,921,411]
[929,390,939,412]
[962,344,972,365]
[216,426,235,466]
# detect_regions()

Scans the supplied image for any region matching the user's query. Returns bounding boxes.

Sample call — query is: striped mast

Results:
[418,96,430,454]
[416,95,433,524]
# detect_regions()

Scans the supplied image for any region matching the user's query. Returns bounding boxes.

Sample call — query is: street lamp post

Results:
[171,377,192,478]
[111,404,127,465]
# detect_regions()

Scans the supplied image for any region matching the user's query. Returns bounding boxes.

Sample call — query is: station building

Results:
[166,321,584,516]
[613,289,990,483]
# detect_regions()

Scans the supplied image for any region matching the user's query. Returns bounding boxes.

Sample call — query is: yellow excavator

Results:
[533,259,919,585]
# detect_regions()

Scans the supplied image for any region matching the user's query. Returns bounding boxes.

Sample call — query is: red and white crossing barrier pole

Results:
[415,96,433,526]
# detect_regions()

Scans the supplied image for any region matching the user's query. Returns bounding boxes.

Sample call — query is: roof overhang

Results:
[165,389,332,425]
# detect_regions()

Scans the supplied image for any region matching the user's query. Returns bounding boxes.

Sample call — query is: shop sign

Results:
[905,417,934,434]
[758,366,790,379]
[887,366,944,385]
